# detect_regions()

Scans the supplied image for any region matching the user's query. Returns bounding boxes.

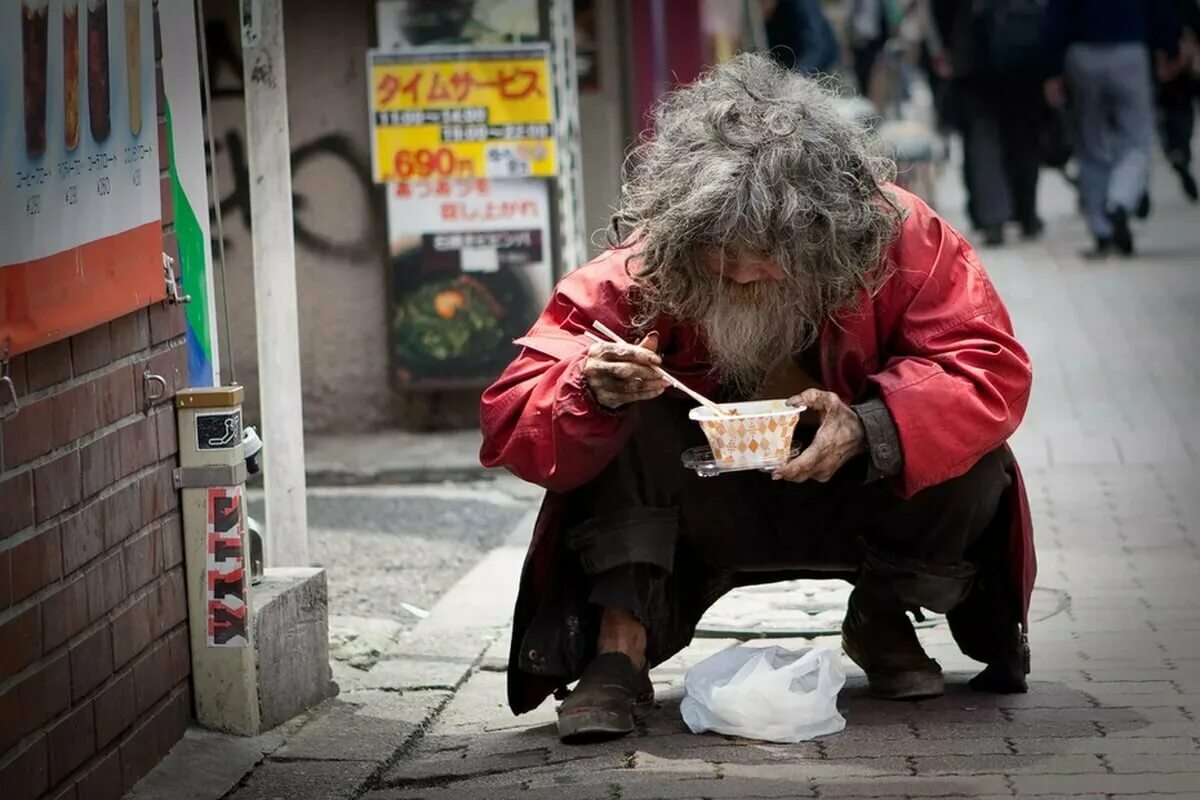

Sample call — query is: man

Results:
[762,0,840,77]
[1044,0,1181,257]
[481,53,1035,744]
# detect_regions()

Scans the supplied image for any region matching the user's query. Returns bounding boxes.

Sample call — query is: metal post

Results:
[240,0,309,566]
[176,387,261,735]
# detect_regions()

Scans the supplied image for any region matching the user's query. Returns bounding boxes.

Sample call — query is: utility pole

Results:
[240,0,309,566]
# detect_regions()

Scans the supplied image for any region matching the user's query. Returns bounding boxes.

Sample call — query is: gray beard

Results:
[701,281,817,397]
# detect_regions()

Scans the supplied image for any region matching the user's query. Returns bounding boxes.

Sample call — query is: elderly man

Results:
[480,53,1035,743]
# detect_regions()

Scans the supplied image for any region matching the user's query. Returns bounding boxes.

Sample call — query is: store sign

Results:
[367,45,556,183]
[0,0,164,356]
[387,177,551,389]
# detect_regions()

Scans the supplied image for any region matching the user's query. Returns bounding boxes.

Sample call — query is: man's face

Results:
[698,251,808,394]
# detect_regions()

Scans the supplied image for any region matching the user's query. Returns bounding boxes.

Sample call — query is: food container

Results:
[688,399,803,471]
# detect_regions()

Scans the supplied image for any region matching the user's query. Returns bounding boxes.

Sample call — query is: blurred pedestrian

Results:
[1156,0,1200,202]
[847,0,899,95]
[762,0,840,76]
[1044,0,1182,258]
[946,0,1050,245]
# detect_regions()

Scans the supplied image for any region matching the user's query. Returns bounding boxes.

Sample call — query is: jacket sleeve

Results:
[479,282,640,493]
[868,213,1032,498]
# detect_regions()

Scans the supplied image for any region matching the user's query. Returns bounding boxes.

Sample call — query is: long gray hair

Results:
[611,52,903,338]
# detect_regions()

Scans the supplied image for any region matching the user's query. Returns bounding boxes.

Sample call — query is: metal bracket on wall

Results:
[144,371,169,413]
[174,462,248,490]
[163,253,192,305]
[0,342,19,421]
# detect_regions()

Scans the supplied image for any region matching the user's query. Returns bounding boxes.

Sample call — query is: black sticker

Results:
[196,410,243,451]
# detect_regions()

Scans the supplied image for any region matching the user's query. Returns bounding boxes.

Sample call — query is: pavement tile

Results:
[911,753,1103,775]
[225,760,376,800]
[822,737,1010,759]
[1011,737,1199,756]
[812,774,1012,798]
[272,690,451,762]
[1106,754,1200,774]
[1012,772,1200,796]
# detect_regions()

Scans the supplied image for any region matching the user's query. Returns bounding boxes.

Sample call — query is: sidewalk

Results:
[132,159,1200,799]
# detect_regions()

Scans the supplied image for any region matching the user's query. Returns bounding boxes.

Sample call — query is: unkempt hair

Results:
[610,51,903,334]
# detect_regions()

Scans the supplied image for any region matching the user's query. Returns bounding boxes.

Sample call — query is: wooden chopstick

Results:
[589,321,731,416]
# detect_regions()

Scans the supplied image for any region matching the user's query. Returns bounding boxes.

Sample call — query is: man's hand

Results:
[772,389,866,483]
[1044,77,1066,108]
[582,331,668,410]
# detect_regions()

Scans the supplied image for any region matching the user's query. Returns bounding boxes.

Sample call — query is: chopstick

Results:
[588,321,732,416]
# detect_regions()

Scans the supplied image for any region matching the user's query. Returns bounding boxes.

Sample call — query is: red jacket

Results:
[481,187,1036,712]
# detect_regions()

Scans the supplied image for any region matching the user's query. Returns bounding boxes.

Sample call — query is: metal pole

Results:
[239,0,309,567]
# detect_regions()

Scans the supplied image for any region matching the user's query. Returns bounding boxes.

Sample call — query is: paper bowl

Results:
[688,399,803,471]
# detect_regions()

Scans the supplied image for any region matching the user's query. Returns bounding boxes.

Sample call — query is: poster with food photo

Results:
[0,0,162,355]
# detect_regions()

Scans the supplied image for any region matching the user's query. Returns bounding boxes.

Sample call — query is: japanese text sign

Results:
[367,44,556,183]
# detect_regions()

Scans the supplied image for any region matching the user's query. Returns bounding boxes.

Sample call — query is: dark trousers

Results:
[961,77,1044,230]
[564,397,1011,630]
[1159,75,1196,169]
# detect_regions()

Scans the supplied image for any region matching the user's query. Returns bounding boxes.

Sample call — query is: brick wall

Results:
[0,5,192,798]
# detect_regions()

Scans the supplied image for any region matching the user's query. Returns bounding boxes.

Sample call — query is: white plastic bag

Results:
[679,644,846,743]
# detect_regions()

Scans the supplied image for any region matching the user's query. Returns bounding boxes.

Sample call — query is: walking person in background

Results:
[847,0,897,96]
[1156,0,1200,202]
[762,0,841,76]
[944,0,1050,246]
[1044,0,1182,258]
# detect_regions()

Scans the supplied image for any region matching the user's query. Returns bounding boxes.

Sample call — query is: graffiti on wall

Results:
[202,20,383,261]
[206,487,248,647]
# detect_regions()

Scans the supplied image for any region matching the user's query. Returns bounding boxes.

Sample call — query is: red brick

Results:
[150,567,187,638]
[70,323,113,375]
[17,653,70,735]
[49,779,79,800]
[5,353,28,397]
[159,175,175,223]
[93,668,135,748]
[0,682,18,752]
[146,344,187,402]
[84,552,125,622]
[1,396,54,467]
[149,303,187,347]
[95,367,136,427]
[0,605,41,680]
[153,407,178,459]
[110,310,150,360]
[33,450,83,523]
[47,701,96,785]
[164,627,191,687]
[75,747,122,800]
[124,526,163,592]
[133,642,172,716]
[51,379,99,449]
[157,685,189,754]
[11,526,63,601]
[0,737,49,800]
[101,481,142,550]
[139,465,178,527]
[0,471,35,538]
[0,548,10,609]
[61,500,104,575]
[160,514,183,570]
[25,340,72,393]
[118,717,158,792]
[79,431,121,501]
[69,625,113,702]
[42,576,89,651]
[118,418,158,478]
[111,595,152,669]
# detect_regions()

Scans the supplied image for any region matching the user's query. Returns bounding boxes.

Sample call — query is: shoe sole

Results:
[557,699,654,744]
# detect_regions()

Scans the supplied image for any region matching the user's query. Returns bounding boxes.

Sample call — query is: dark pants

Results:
[564,398,1011,631]
[961,76,1044,230]
[1159,75,1195,170]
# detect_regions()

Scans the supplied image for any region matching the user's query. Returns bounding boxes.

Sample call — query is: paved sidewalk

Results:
[356,164,1200,799]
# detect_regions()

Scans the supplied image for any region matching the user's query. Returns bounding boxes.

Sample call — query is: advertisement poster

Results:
[388,177,550,388]
[206,486,249,648]
[0,0,163,356]
[375,0,539,49]
[368,45,557,183]
[160,0,219,387]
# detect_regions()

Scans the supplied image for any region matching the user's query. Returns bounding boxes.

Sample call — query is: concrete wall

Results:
[204,0,393,434]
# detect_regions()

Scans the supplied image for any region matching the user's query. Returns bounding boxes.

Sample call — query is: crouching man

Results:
[480,53,1035,743]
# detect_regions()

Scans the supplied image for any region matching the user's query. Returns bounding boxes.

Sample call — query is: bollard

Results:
[175,386,262,734]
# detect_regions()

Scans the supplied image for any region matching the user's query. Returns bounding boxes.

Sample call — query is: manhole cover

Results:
[694,581,1067,639]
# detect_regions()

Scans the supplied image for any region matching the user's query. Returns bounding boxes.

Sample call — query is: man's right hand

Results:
[582,331,668,409]
[1044,77,1066,108]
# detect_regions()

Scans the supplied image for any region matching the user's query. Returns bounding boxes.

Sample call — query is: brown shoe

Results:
[842,584,944,700]
[557,653,654,743]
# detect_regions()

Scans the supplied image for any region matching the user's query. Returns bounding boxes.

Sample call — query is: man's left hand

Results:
[772,389,866,483]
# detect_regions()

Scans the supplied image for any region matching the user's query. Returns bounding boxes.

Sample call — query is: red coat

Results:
[481,187,1036,713]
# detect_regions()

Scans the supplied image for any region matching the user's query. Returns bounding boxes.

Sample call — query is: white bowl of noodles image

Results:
[688,399,803,471]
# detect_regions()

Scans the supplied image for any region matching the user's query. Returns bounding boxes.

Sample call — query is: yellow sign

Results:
[368,45,557,183]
